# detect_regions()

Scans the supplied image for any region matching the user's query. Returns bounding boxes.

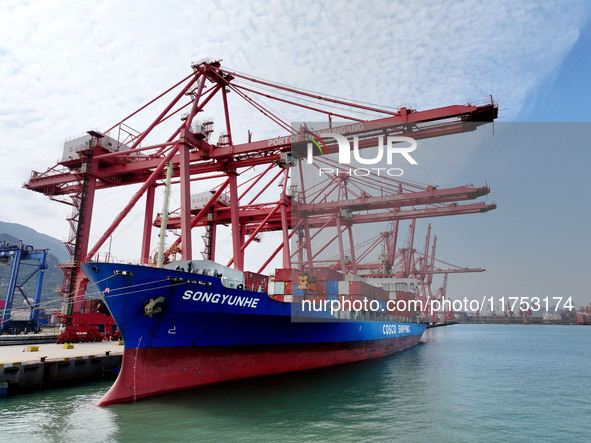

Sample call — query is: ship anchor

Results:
[144,296,166,317]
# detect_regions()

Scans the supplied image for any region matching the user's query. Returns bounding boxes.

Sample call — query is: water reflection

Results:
[0,383,117,443]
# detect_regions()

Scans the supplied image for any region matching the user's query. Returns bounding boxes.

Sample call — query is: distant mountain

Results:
[0,221,69,262]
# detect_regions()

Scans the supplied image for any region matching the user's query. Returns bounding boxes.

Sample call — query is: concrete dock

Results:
[0,341,123,396]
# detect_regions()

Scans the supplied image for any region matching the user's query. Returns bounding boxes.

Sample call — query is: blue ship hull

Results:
[81,262,426,405]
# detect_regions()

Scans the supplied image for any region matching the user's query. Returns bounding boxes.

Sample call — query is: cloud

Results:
[0,0,589,275]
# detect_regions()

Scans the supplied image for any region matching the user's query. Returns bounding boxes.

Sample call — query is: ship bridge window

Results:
[189,268,223,278]
[221,276,244,289]
[164,260,245,289]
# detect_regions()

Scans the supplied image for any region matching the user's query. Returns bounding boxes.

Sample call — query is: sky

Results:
[1,0,590,310]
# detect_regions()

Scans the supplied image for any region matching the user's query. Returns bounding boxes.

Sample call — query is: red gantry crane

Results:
[24,60,497,340]
[359,222,486,323]
[412,225,486,324]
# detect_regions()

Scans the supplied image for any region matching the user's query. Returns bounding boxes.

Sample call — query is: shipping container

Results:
[308,267,343,282]
[338,295,351,311]
[349,280,362,295]
[327,281,339,295]
[348,281,375,297]
[274,268,302,282]
[305,295,326,303]
[338,295,369,312]
[267,281,276,295]
[374,286,388,302]
[294,276,313,290]
[338,280,350,295]
[244,271,268,292]
[349,295,365,303]
[292,295,303,304]
[364,283,375,299]
[310,280,326,294]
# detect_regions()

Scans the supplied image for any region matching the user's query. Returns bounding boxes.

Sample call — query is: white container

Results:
[338,281,350,295]
[274,281,285,295]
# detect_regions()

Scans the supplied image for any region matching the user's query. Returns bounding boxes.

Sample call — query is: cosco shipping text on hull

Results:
[81,261,426,406]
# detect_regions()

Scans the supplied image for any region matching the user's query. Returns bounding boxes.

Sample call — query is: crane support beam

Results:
[162,183,492,228]
[162,201,495,231]
[23,104,497,197]
[296,184,491,216]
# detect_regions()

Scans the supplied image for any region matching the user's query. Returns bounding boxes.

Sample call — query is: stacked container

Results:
[244,271,269,293]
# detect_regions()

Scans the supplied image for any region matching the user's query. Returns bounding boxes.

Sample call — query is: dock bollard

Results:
[40,356,47,362]
[105,351,110,356]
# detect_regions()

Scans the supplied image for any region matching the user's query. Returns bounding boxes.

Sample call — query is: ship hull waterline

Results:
[98,336,421,406]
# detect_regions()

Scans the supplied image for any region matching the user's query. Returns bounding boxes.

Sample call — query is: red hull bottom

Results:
[97,336,420,406]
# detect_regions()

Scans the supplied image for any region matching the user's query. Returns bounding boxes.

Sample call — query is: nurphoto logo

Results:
[305,131,418,177]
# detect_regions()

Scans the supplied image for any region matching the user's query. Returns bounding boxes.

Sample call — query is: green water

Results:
[1,325,590,442]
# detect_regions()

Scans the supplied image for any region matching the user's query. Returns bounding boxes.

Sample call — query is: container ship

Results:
[83,260,426,406]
